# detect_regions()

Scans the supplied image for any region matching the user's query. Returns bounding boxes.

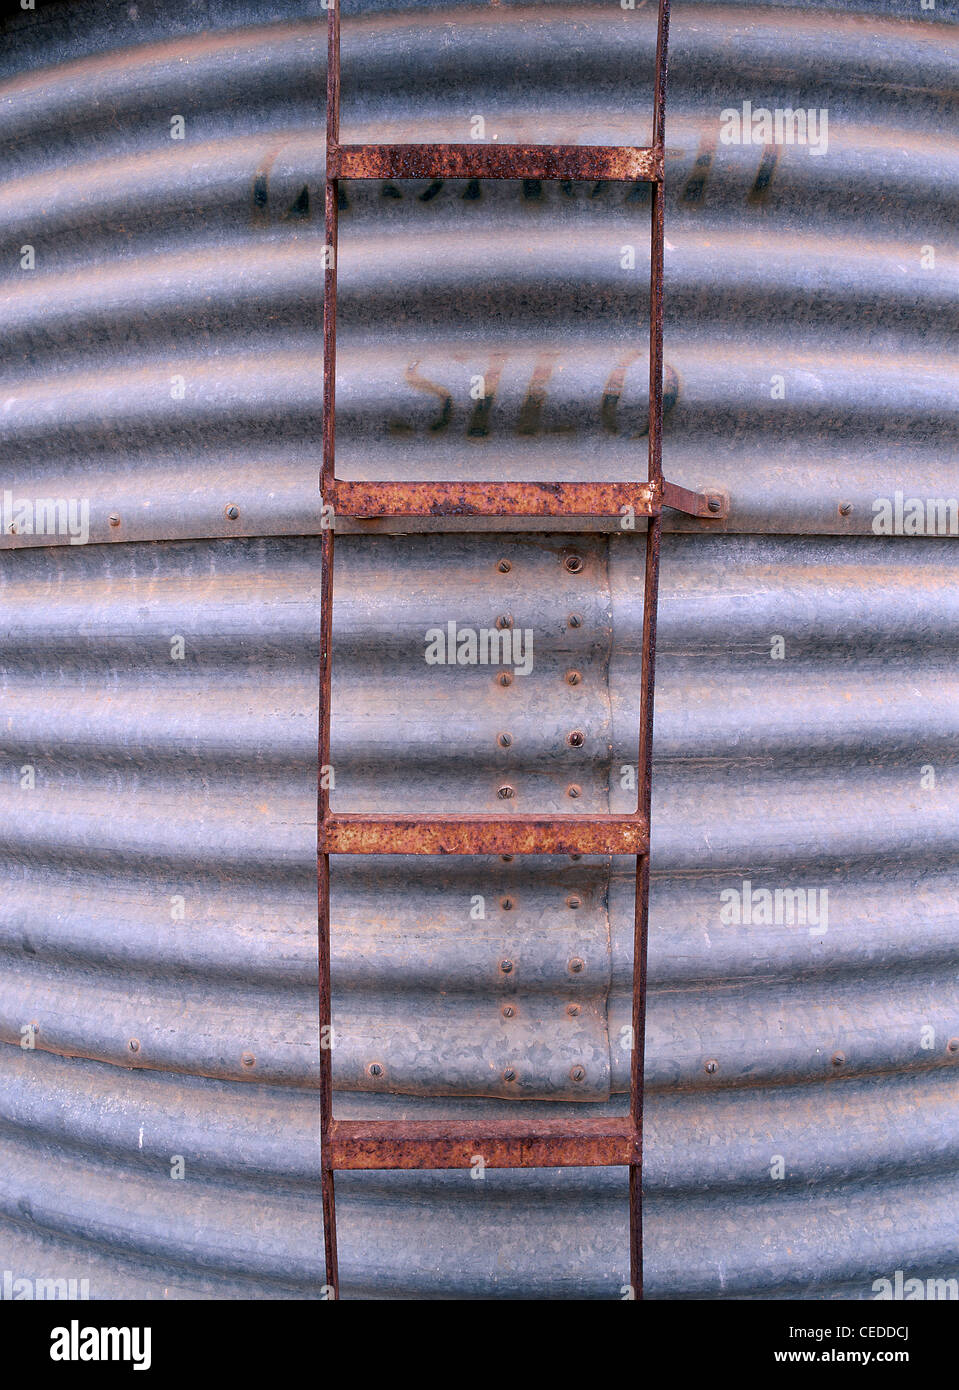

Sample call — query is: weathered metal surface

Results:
[0,0,957,1301]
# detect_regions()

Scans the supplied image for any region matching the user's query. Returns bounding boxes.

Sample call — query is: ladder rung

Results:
[329,1117,637,1169]
[319,814,649,857]
[331,479,656,520]
[329,143,663,183]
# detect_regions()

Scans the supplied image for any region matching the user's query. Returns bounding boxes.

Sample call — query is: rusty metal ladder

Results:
[317,0,722,1299]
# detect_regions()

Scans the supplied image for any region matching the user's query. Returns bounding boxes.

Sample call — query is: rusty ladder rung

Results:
[318,0,703,1300]
[320,813,649,857]
[329,143,663,183]
[331,1118,637,1170]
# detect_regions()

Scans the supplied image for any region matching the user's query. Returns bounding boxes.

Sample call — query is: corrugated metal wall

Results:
[1,0,956,1298]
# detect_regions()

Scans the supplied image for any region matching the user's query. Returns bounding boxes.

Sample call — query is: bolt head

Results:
[566,670,581,685]
[500,896,514,911]
[368,1061,383,1078]
[567,730,585,747]
[831,1052,845,1068]
[128,1038,140,1053]
[502,1005,515,1019]
[498,672,513,687]
[566,894,582,909]
[567,784,582,799]
[948,1038,959,1055]
[241,1052,256,1068]
[497,732,512,748]
[108,513,121,527]
[704,1058,718,1074]
[502,1067,516,1083]
[500,959,513,974]
[497,784,515,800]
[567,1003,581,1018]
[564,554,584,573]
[568,613,583,628]
[570,1065,586,1083]
[225,504,240,520]
[497,559,511,573]
[568,957,585,974]
[707,496,722,514]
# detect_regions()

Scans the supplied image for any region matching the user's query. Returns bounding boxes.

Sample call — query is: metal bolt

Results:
[831,1051,845,1068]
[567,1003,581,1018]
[704,1058,718,1074]
[497,559,511,573]
[566,894,582,909]
[706,496,722,514]
[948,1039,959,1055]
[569,853,581,861]
[500,896,514,911]
[567,730,585,747]
[500,854,513,863]
[498,672,513,687]
[568,957,585,974]
[497,784,515,800]
[495,614,513,630]
[497,732,512,748]
[566,670,581,685]
[500,959,513,974]
[502,1005,515,1019]
[368,1061,383,1078]
[128,1038,140,1053]
[108,513,121,528]
[839,502,853,517]
[502,1067,516,1083]
[570,1065,586,1083]
[225,504,240,520]
[568,613,583,628]
[567,784,582,799]
[564,553,584,573]
[241,1051,256,1068]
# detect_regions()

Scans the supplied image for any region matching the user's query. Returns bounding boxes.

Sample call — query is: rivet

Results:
[704,1058,718,1074]
[497,784,515,800]
[707,496,723,515]
[566,894,582,909]
[831,1051,845,1068]
[497,732,512,748]
[567,730,585,747]
[498,671,513,687]
[570,1065,586,1083]
[495,614,513,630]
[500,854,513,862]
[567,1003,581,1017]
[368,1061,383,1078]
[948,1038,959,1055]
[109,513,121,528]
[241,1051,256,1068]
[566,670,581,685]
[839,502,853,517]
[500,896,514,911]
[225,504,240,520]
[568,957,585,974]
[564,554,584,573]
[567,784,582,799]
[502,1067,516,1083]
[128,1038,140,1053]
[502,1005,515,1019]
[500,959,513,974]
[497,559,511,573]
[568,614,583,628]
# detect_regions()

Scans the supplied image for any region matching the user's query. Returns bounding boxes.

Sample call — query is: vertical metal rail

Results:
[316,0,718,1301]
[631,0,670,1304]
[317,0,340,1300]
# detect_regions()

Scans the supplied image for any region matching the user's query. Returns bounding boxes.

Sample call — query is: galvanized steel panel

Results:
[0,0,957,1298]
